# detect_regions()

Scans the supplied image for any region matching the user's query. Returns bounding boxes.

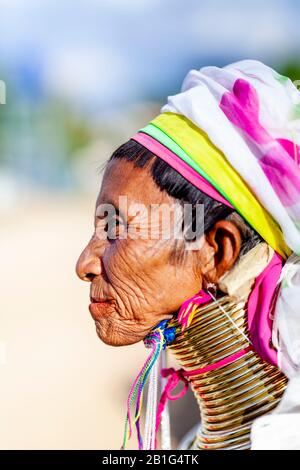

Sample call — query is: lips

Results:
[89,297,113,320]
[90,296,108,304]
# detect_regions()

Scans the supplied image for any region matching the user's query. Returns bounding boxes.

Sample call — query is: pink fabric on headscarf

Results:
[247,252,283,366]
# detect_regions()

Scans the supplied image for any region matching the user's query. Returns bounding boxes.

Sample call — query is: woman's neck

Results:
[167,294,287,450]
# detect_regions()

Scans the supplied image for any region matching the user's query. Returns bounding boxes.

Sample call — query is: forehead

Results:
[97,158,172,207]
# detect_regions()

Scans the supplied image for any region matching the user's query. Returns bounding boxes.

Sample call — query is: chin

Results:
[94,320,146,347]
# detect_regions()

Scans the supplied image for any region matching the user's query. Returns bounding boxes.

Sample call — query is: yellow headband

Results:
[138,112,290,259]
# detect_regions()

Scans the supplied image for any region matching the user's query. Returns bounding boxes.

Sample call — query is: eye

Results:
[105,215,126,241]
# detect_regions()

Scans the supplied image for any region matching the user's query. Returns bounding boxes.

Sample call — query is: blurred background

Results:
[0,0,300,450]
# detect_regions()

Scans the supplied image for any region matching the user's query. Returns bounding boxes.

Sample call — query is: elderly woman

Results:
[76,60,300,450]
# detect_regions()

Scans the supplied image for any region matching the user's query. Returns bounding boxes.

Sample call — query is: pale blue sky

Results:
[0,0,299,107]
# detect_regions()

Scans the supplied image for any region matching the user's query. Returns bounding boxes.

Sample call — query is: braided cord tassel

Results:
[122,320,176,450]
[159,349,171,450]
[143,356,159,450]
[122,343,160,449]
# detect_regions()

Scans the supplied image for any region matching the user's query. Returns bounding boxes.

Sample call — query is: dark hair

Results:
[109,139,261,258]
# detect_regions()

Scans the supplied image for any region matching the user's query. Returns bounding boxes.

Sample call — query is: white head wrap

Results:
[162,60,300,377]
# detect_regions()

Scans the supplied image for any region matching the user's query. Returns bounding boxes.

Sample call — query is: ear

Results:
[203,220,242,283]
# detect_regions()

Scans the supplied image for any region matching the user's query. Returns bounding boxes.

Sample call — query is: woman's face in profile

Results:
[76,158,212,346]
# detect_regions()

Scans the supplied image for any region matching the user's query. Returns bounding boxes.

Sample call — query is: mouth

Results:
[89,296,114,320]
[90,295,110,304]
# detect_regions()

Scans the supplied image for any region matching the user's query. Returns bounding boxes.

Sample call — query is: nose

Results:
[76,239,103,282]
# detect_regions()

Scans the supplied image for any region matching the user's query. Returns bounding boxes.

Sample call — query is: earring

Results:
[205,281,217,297]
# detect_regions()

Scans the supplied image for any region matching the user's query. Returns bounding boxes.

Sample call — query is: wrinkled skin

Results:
[76,159,241,346]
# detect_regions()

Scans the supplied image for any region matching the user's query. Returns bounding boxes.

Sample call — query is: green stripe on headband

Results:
[139,122,233,205]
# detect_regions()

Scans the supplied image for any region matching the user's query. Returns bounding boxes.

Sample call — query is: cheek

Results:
[148,262,203,314]
[102,242,153,310]
[102,241,163,318]
[104,242,143,286]
[102,239,202,319]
